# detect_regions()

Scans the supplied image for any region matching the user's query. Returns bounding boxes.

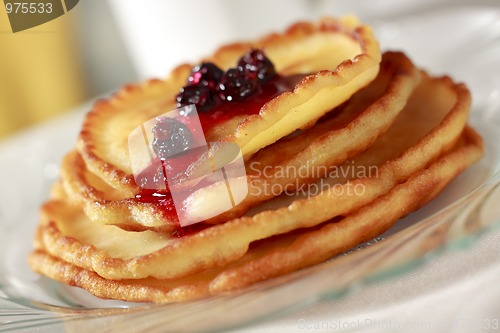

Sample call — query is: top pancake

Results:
[77,16,381,195]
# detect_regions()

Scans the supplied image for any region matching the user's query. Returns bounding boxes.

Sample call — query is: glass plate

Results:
[1,4,500,333]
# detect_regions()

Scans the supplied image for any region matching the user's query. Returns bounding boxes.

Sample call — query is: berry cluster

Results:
[153,50,276,160]
[176,49,276,112]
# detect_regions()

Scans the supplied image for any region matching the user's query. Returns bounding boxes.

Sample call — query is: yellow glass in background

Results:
[0,7,86,140]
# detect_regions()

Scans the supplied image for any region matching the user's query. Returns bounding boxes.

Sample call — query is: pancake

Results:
[77,17,381,195]
[29,127,483,303]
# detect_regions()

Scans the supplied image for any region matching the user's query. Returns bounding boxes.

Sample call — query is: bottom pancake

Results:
[29,127,483,303]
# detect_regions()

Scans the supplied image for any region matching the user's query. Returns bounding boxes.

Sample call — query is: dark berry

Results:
[237,49,276,82]
[176,85,218,112]
[218,68,258,101]
[152,117,193,160]
[187,62,224,89]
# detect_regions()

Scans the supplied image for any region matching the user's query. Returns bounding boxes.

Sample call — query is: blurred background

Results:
[0,0,493,140]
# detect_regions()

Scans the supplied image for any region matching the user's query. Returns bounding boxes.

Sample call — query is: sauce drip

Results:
[198,74,306,133]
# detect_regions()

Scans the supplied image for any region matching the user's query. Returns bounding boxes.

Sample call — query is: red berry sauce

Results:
[135,50,308,236]
[197,74,305,134]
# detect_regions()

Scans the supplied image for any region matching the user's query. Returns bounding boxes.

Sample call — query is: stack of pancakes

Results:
[29,17,483,303]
